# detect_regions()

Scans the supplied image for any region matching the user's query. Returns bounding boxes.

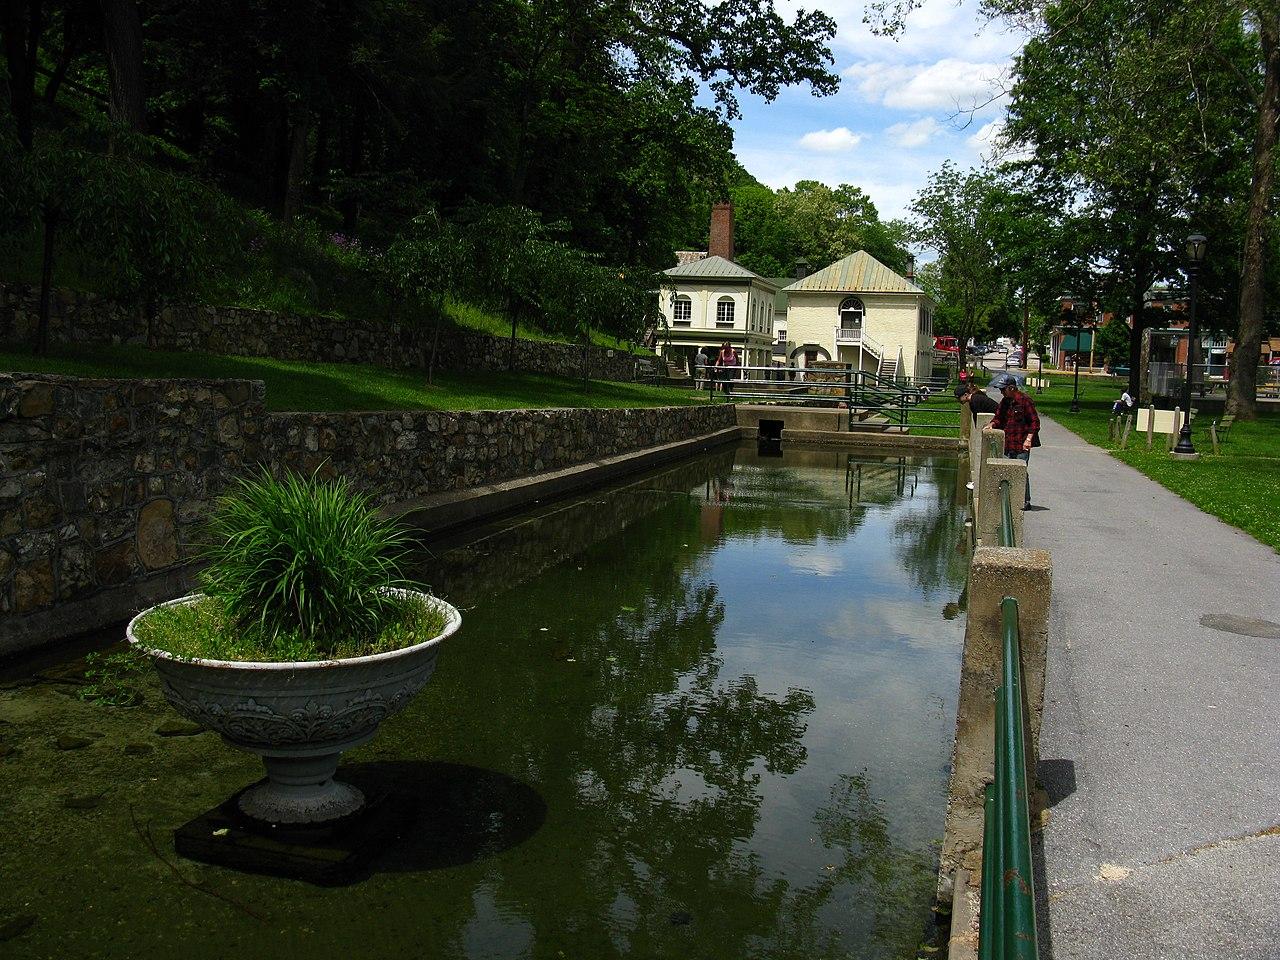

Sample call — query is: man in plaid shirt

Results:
[989,373,1040,509]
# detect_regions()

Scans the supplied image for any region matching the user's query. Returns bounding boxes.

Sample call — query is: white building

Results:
[781,251,935,380]
[657,256,778,374]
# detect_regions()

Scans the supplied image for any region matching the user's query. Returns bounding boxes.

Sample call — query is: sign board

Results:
[1134,408,1179,435]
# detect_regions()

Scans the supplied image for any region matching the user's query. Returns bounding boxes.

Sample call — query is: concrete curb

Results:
[394,427,744,536]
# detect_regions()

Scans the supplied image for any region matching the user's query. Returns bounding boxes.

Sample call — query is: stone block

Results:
[94,539,136,585]
[23,495,61,530]
[137,499,179,569]
[17,382,55,417]
[14,557,55,613]
[57,542,93,600]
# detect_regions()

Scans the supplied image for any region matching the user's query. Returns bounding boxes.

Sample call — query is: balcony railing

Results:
[833,327,884,359]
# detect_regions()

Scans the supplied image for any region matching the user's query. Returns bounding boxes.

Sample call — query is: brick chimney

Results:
[708,201,735,261]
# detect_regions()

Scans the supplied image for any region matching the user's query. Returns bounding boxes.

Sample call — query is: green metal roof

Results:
[782,250,923,295]
[662,255,775,286]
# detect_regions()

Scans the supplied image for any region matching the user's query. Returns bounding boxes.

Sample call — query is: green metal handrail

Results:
[978,597,1039,960]
[999,480,1016,547]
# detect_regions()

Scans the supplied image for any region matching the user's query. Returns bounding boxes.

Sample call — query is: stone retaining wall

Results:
[0,373,264,654]
[0,281,641,382]
[263,405,737,508]
[0,372,734,655]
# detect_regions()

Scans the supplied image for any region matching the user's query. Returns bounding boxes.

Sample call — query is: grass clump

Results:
[132,469,447,662]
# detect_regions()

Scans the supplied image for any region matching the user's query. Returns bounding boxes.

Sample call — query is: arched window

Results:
[672,296,692,324]
[839,297,865,330]
[716,297,736,326]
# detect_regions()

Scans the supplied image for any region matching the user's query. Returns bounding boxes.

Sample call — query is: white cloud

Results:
[786,548,846,577]
[774,0,1026,66]
[886,117,941,149]
[798,127,864,152]
[845,59,1007,112]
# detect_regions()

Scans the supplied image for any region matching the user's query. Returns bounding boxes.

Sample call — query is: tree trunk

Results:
[35,203,58,354]
[428,296,444,387]
[99,0,147,133]
[282,108,312,223]
[1228,10,1280,420]
[1127,274,1146,400]
[43,26,80,104]
[3,0,44,149]
[339,103,367,234]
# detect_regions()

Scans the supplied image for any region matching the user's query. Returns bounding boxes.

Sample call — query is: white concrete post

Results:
[969,411,995,499]
[976,458,1026,546]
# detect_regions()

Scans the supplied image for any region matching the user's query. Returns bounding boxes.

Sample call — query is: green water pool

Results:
[0,442,969,959]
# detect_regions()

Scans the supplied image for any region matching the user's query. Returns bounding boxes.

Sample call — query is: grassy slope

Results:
[1021,373,1280,551]
[0,344,704,412]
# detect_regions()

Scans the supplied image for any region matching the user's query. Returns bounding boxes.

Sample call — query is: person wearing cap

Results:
[990,373,1040,509]
[955,379,998,422]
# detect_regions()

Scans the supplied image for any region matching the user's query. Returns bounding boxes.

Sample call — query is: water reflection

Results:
[394,442,966,959]
[1,442,966,960]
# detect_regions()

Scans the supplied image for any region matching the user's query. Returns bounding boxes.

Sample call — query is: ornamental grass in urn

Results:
[128,469,461,824]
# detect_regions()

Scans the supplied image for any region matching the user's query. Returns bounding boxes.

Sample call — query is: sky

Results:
[724,0,1029,223]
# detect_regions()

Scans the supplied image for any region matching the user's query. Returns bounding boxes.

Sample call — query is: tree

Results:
[909,164,1004,355]
[381,209,469,384]
[1095,315,1133,368]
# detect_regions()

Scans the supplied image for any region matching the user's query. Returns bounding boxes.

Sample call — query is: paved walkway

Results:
[1023,414,1280,960]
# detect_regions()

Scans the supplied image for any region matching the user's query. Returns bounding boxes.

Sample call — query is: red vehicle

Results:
[933,336,960,354]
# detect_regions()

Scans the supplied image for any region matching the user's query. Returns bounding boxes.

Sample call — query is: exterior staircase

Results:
[878,357,898,380]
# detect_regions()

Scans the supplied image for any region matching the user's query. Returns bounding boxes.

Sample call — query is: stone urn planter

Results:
[128,589,461,824]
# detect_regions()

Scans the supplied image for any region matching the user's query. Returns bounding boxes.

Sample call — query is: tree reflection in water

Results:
[389,445,959,958]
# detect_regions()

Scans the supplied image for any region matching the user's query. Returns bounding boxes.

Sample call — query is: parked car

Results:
[934,336,960,355]
[1005,348,1025,368]
[968,342,989,357]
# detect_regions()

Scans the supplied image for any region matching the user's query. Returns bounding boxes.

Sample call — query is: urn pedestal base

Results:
[238,751,366,823]
[174,780,413,886]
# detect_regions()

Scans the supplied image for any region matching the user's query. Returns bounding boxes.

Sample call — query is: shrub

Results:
[197,468,411,653]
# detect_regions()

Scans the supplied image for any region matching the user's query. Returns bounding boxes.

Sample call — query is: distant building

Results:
[657,254,778,374]
[657,205,935,381]
[781,251,934,380]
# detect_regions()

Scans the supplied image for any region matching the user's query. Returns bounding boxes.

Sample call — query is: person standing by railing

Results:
[717,341,739,389]
[695,346,709,391]
[990,373,1040,510]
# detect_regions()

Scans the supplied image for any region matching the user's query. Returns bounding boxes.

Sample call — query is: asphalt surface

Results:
[1019,410,1280,959]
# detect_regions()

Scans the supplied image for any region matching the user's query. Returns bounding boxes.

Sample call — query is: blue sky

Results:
[723,0,1028,222]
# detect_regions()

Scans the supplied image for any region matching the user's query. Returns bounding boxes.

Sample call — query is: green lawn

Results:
[0,344,704,412]
[904,394,963,437]
[1020,373,1280,551]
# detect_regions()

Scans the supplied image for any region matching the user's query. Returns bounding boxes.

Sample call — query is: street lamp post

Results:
[1173,234,1207,458]
[1069,304,1083,413]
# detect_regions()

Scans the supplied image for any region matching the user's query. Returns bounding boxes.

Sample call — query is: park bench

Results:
[1212,413,1235,442]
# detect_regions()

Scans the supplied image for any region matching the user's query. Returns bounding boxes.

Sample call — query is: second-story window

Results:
[839,297,865,330]
[673,296,692,325]
[717,297,736,327]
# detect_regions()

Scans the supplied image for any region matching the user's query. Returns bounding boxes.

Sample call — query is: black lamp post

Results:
[1069,303,1083,412]
[1173,234,1207,457]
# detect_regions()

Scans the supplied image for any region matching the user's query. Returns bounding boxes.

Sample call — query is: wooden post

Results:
[1146,404,1155,449]
[1120,415,1133,449]
[1209,422,1220,455]
[1167,406,1181,451]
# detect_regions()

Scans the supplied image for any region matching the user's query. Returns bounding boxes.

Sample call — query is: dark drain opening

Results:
[759,419,783,441]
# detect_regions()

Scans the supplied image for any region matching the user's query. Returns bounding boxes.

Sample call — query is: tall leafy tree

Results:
[909,163,1004,355]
